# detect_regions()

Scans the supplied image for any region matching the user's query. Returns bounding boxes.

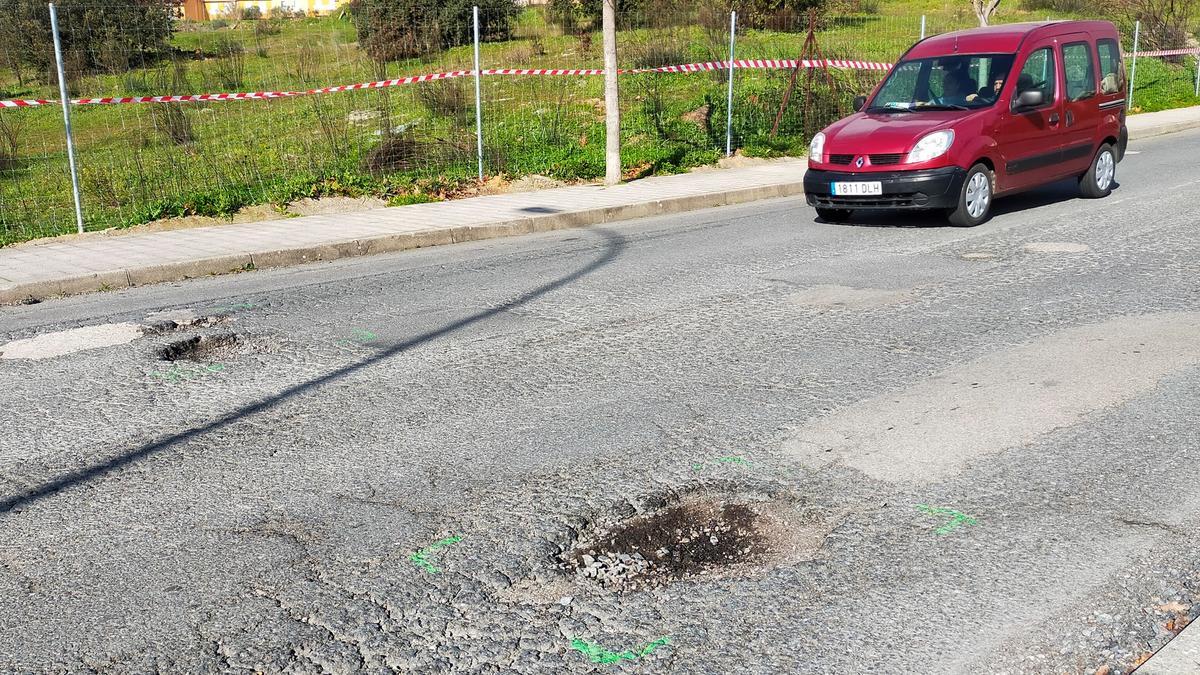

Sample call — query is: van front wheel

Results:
[947,164,994,227]
[1079,143,1116,199]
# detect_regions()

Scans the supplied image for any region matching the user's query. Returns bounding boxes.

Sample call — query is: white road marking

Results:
[0,323,143,360]
[782,312,1200,483]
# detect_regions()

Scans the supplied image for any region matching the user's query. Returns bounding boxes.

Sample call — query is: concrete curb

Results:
[0,181,804,306]
[1135,618,1200,674]
[1128,119,1200,141]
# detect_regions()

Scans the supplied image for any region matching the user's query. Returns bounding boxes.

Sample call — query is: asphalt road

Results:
[2,129,1199,674]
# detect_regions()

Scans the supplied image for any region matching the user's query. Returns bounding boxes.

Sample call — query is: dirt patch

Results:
[157,334,240,362]
[285,196,387,217]
[561,492,830,589]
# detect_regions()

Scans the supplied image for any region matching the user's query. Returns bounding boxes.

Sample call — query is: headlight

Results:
[809,132,826,161]
[906,130,954,164]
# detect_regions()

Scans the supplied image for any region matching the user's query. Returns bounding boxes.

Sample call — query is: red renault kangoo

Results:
[804,21,1128,226]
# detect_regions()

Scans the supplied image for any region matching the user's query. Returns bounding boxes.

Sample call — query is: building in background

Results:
[184,0,342,20]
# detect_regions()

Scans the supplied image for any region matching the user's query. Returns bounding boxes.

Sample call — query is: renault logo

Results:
[855,156,865,168]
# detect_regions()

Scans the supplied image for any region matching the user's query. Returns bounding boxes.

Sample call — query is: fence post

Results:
[48,3,84,235]
[1127,20,1139,109]
[725,11,737,157]
[920,15,926,40]
[1194,54,1199,98]
[472,6,484,181]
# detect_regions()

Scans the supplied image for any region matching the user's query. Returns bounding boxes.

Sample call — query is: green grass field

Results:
[0,2,1196,246]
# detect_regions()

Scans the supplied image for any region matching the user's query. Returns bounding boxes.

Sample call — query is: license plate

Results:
[832,181,883,196]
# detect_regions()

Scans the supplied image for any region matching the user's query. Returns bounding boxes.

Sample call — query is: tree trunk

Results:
[602,0,621,186]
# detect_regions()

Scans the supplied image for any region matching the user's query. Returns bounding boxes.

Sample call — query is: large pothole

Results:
[561,492,831,589]
[157,334,241,362]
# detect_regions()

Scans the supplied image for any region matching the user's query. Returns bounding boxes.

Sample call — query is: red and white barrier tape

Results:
[0,59,893,109]
[1126,47,1200,57]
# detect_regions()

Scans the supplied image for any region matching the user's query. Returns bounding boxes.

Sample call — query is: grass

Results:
[0,1,1196,246]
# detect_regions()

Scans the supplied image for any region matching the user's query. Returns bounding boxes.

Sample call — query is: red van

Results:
[804,21,1128,226]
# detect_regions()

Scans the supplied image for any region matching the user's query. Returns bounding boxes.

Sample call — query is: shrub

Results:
[211,35,246,89]
[416,79,471,127]
[0,111,22,173]
[1019,0,1098,11]
[0,0,176,78]
[240,5,262,20]
[209,18,230,29]
[151,104,195,145]
[346,0,520,62]
[362,135,421,173]
[254,18,283,37]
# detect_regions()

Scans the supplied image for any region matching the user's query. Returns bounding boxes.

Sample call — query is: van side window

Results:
[1014,47,1057,107]
[1097,39,1124,95]
[1063,42,1097,101]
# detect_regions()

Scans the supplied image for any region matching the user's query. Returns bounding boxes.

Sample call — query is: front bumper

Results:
[804,166,968,210]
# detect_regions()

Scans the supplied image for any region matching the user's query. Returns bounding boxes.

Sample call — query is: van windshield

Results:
[869,54,1016,112]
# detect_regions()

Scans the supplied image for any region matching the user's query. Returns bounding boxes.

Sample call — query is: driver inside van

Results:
[933,72,973,106]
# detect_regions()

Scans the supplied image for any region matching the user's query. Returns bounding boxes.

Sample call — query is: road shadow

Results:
[0,228,627,515]
[819,178,1116,228]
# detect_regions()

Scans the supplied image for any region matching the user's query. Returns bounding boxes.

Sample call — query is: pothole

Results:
[157,334,241,362]
[789,285,911,309]
[142,311,231,335]
[560,492,831,590]
[961,252,998,261]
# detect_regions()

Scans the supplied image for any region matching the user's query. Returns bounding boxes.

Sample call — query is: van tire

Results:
[816,207,853,223]
[1079,143,1116,199]
[947,163,994,227]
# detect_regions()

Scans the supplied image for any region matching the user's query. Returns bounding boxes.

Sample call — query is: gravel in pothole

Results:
[564,493,831,589]
[157,334,241,362]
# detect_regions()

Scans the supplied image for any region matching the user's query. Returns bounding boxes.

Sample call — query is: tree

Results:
[971,0,1002,26]
[347,0,519,63]
[603,0,620,185]
[0,0,178,80]
[1110,0,1197,53]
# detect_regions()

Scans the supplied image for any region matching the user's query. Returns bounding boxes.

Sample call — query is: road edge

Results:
[0,181,803,306]
[1134,618,1200,674]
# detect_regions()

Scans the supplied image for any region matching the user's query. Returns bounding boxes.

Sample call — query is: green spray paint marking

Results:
[334,329,379,349]
[409,535,463,574]
[916,504,978,535]
[692,456,752,471]
[214,302,255,312]
[151,363,226,383]
[570,637,671,664]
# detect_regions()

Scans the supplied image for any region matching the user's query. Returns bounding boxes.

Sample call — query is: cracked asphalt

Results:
[2,129,1199,674]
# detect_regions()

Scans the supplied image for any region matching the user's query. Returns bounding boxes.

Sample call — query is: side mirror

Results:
[1014,89,1044,109]
[852,95,868,112]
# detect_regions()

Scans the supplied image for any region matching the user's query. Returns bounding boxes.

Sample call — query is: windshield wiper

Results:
[867,106,911,113]
[915,103,970,111]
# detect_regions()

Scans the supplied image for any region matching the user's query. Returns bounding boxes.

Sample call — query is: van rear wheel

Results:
[1079,143,1116,199]
[947,163,994,227]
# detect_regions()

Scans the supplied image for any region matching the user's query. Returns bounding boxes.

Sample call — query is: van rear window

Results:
[1097,39,1124,95]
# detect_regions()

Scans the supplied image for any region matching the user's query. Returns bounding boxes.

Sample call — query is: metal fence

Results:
[1,3,1197,246]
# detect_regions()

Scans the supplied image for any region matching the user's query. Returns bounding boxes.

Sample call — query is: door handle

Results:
[1065,110,1075,126]
[1049,113,1061,126]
